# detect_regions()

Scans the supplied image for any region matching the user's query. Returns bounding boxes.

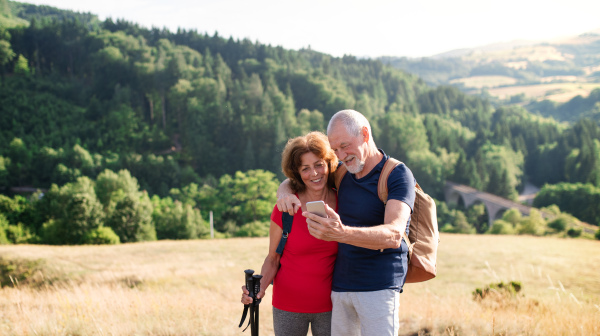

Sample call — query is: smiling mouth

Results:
[311,178,323,183]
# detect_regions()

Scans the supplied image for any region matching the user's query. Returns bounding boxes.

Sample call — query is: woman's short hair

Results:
[281,131,338,193]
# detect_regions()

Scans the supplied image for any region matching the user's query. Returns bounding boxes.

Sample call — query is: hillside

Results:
[379,31,600,107]
[1,0,100,28]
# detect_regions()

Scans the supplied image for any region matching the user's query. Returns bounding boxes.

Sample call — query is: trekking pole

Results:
[252,274,263,336]
[239,269,254,331]
[239,270,262,335]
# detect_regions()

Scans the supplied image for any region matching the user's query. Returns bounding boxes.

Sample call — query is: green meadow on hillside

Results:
[478,82,600,103]
[0,234,598,335]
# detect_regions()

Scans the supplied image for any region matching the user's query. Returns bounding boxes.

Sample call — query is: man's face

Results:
[328,123,367,174]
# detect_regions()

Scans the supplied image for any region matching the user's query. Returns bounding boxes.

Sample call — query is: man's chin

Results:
[344,162,364,174]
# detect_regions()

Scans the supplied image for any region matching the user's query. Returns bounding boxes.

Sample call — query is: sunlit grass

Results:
[481,82,600,103]
[449,76,518,89]
[0,234,599,335]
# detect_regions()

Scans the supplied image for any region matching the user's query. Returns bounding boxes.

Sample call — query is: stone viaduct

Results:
[443,181,552,226]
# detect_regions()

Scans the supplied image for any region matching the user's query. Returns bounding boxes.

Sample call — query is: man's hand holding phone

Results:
[304,202,346,242]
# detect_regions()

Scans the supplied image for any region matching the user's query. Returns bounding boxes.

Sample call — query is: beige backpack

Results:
[334,157,439,283]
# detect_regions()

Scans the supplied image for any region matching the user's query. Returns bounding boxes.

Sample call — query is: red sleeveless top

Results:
[270,203,338,313]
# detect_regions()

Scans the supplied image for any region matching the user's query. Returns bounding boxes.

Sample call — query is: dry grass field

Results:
[449,76,518,89]
[470,83,600,103]
[463,45,570,63]
[0,234,599,336]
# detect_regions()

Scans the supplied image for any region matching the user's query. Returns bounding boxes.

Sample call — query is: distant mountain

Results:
[431,39,542,59]
[0,0,101,29]
[379,29,600,105]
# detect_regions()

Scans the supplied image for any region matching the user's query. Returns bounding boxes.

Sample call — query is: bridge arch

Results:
[444,181,552,228]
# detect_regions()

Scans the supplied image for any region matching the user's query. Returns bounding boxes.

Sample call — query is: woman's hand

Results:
[241,285,266,305]
[241,285,253,305]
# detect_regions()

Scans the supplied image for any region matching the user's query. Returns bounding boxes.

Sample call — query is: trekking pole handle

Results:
[252,274,263,305]
[244,269,255,301]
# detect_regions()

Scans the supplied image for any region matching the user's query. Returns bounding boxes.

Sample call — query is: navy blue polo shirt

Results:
[332,150,416,292]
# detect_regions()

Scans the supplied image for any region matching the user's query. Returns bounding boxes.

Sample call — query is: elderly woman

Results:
[241,131,339,336]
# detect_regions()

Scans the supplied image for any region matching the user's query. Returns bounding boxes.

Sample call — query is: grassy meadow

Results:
[449,76,518,89]
[0,234,599,335]
[484,83,600,103]
[462,82,600,103]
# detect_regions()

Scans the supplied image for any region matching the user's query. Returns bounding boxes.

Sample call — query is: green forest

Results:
[1,0,599,244]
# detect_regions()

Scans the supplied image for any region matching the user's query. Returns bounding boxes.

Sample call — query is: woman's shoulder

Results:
[270,204,284,227]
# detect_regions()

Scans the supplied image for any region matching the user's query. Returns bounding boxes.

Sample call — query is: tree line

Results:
[0,167,279,245]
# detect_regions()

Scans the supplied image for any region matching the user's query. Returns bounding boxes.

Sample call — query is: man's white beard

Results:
[344,155,365,174]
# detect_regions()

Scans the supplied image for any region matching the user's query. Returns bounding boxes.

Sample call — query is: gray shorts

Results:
[331,290,400,336]
[272,306,332,336]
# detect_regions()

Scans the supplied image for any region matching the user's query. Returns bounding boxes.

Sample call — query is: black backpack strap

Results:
[275,212,294,255]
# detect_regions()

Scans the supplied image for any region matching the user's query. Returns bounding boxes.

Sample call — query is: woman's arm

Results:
[241,221,282,304]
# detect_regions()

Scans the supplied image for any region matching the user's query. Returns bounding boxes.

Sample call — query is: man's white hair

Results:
[327,109,371,138]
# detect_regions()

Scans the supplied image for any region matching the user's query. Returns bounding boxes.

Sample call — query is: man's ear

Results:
[362,126,369,143]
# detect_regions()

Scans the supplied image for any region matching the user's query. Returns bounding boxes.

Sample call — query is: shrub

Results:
[105,193,156,243]
[501,208,522,226]
[473,281,522,301]
[6,223,35,243]
[517,209,544,235]
[0,213,10,244]
[234,221,270,237]
[466,203,489,233]
[95,169,141,207]
[0,194,39,234]
[489,219,514,235]
[37,177,104,244]
[595,229,600,240]
[533,183,600,226]
[451,211,476,234]
[82,226,120,245]
[566,227,582,238]
[440,223,455,233]
[547,216,569,232]
[0,257,48,288]
[541,204,561,216]
[153,197,207,239]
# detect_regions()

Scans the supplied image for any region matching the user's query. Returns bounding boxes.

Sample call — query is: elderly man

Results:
[276,109,416,336]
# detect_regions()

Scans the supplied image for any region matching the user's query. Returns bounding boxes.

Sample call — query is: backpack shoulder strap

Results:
[334,163,347,192]
[378,157,401,205]
[275,212,293,255]
[377,157,413,252]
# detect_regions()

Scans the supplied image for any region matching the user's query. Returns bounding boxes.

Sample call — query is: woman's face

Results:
[298,151,329,193]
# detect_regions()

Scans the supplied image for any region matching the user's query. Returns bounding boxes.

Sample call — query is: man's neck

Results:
[354,146,383,179]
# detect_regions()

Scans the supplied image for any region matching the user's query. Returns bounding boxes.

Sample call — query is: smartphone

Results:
[305,201,327,218]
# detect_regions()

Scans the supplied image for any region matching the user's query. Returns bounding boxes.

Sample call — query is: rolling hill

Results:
[380,30,600,104]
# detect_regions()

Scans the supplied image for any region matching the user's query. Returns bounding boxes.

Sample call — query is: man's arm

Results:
[276,179,301,215]
[305,200,411,250]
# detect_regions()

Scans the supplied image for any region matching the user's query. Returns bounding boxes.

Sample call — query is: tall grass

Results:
[0,234,598,335]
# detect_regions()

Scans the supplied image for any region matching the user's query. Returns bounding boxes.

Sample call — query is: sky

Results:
[19,0,600,58]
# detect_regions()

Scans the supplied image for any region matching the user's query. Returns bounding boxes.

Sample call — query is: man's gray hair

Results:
[327,109,371,138]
